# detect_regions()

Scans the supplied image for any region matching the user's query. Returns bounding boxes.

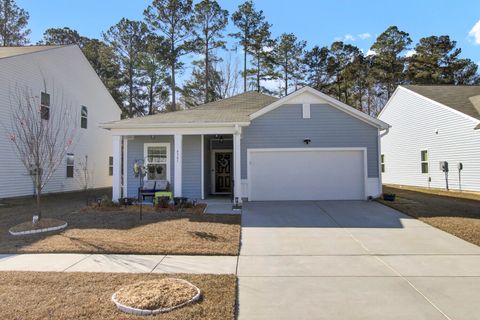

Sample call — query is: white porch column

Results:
[174,134,183,197]
[233,126,242,204]
[112,135,122,202]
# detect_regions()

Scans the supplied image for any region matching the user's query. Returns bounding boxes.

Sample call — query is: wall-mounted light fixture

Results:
[303,138,311,145]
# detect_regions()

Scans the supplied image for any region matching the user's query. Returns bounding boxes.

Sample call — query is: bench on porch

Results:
[138,180,170,203]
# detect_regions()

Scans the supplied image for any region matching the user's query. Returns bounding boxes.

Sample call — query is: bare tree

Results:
[74,154,94,205]
[5,84,77,222]
[215,53,241,99]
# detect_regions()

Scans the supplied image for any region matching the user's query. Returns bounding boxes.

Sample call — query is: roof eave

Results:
[99,121,251,130]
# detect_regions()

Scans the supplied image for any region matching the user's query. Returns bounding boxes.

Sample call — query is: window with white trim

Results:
[66,153,74,178]
[144,144,169,181]
[81,106,88,129]
[381,154,385,173]
[40,92,50,120]
[421,150,428,174]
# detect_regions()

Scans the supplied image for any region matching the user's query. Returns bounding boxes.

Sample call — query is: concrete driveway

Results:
[237,201,480,320]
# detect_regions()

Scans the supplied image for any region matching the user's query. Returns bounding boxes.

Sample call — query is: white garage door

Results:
[248,149,365,201]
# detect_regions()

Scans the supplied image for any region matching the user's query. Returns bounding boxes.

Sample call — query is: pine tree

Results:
[103,18,148,117]
[231,0,267,92]
[274,33,306,96]
[40,27,86,46]
[144,0,194,111]
[304,45,331,92]
[370,26,411,99]
[407,35,479,84]
[139,34,170,115]
[248,21,276,93]
[0,0,30,46]
[192,0,228,104]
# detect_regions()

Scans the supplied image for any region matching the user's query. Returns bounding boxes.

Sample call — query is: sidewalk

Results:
[0,253,238,274]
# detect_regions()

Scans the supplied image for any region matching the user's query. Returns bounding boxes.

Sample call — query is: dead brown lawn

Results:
[0,190,240,255]
[379,185,480,246]
[0,272,236,320]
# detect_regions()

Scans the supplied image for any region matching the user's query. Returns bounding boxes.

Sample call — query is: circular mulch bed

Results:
[9,218,68,236]
[112,278,201,316]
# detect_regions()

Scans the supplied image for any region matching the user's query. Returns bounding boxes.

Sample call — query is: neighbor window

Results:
[381,154,385,173]
[40,92,50,120]
[108,156,113,176]
[421,150,428,173]
[144,144,169,181]
[81,106,88,129]
[66,153,74,178]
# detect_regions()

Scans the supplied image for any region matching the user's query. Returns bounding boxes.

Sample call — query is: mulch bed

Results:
[0,190,240,255]
[379,186,480,246]
[0,272,236,320]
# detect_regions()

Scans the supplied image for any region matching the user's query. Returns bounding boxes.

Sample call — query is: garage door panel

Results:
[249,149,365,201]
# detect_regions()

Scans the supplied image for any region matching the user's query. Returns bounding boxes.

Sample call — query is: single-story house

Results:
[379,85,480,192]
[101,86,390,203]
[0,45,121,198]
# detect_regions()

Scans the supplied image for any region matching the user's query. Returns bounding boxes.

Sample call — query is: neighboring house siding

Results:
[126,136,174,197]
[241,104,379,179]
[379,88,480,191]
[182,135,202,199]
[0,46,121,198]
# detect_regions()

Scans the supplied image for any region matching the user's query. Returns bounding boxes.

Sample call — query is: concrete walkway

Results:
[237,201,480,320]
[0,253,237,274]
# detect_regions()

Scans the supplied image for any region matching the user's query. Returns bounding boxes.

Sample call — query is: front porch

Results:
[111,127,243,206]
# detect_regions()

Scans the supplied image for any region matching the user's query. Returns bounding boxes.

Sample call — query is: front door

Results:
[213,151,232,194]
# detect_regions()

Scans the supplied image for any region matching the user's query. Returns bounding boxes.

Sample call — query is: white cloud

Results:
[344,34,356,41]
[366,49,376,56]
[335,33,371,43]
[358,33,371,40]
[468,20,480,45]
[405,49,416,57]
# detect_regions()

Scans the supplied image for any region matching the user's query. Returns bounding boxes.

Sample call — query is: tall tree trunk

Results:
[243,43,247,92]
[256,55,260,92]
[171,38,176,111]
[205,39,209,103]
[284,54,288,97]
[149,81,154,115]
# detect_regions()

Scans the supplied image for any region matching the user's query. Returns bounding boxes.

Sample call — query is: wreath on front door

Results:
[217,156,229,168]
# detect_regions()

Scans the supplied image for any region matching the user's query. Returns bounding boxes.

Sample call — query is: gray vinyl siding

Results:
[241,104,379,178]
[182,135,202,198]
[126,136,174,197]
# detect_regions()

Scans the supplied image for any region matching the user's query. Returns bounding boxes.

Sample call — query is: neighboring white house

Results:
[0,45,121,198]
[101,86,389,203]
[379,85,480,192]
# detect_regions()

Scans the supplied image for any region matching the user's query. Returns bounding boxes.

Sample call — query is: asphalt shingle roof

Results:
[403,85,480,121]
[104,91,278,127]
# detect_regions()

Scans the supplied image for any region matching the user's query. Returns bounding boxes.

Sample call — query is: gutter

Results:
[99,121,251,130]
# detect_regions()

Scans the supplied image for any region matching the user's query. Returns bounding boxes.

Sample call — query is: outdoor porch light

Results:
[303,138,311,145]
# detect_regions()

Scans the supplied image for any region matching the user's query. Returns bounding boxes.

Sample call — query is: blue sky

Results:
[18,0,480,67]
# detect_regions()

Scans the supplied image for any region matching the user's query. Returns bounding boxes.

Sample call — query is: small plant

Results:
[156,196,170,208]
[100,195,116,207]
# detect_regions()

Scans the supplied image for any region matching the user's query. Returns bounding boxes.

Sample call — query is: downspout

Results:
[377,127,390,198]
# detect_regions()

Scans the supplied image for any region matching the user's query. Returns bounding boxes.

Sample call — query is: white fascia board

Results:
[249,86,390,130]
[397,86,480,125]
[99,121,250,129]
[105,126,240,136]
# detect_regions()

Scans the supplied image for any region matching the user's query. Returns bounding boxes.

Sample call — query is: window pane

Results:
[147,164,166,180]
[381,154,384,163]
[109,156,113,166]
[109,166,113,176]
[81,117,87,129]
[41,92,50,106]
[421,150,428,162]
[381,164,385,173]
[66,166,74,178]
[81,106,88,117]
[67,154,74,165]
[421,162,429,174]
[40,106,50,120]
[147,147,167,163]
